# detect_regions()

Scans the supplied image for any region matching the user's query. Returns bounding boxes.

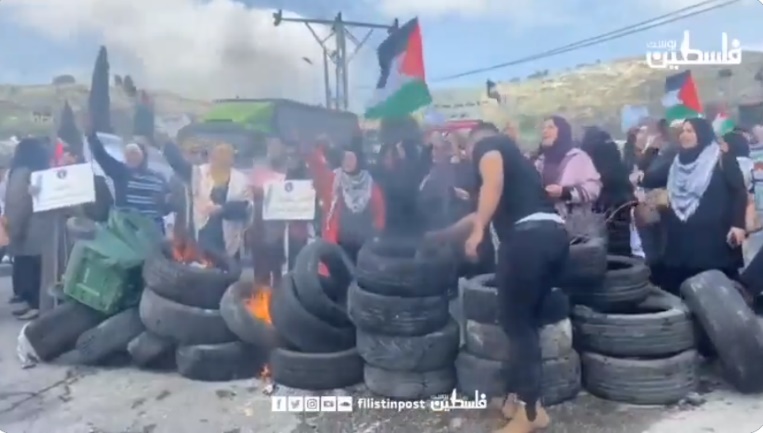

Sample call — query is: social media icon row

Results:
[271,396,353,412]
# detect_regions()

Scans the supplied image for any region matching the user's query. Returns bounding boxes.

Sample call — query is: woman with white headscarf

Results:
[636,117,747,296]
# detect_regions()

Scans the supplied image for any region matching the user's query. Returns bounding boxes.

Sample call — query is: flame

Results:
[171,239,212,267]
[259,364,271,380]
[245,285,272,325]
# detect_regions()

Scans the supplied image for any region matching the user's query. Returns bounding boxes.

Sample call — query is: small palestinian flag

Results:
[661,70,703,123]
[365,18,432,119]
[712,109,735,136]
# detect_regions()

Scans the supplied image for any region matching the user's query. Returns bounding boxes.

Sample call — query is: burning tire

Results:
[74,307,145,365]
[461,273,570,326]
[356,236,450,297]
[23,301,107,361]
[363,365,455,400]
[270,273,355,353]
[176,341,264,381]
[581,350,697,405]
[464,319,573,362]
[220,281,281,349]
[347,282,449,336]
[270,347,363,390]
[128,331,175,367]
[139,288,237,345]
[292,239,354,328]
[356,319,459,372]
[455,351,581,405]
[681,270,763,393]
[572,289,695,357]
[142,241,242,309]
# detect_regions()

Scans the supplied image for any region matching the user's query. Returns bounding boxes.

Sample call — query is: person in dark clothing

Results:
[374,139,427,236]
[5,138,49,319]
[163,142,250,258]
[87,133,168,230]
[580,127,635,256]
[426,122,568,433]
[637,117,747,296]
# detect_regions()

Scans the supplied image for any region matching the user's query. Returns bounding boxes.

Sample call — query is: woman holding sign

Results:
[306,140,385,262]
[163,142,251,258]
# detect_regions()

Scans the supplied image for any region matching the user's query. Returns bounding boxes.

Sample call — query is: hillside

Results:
[430,51,763,141]
[2,52,763,140]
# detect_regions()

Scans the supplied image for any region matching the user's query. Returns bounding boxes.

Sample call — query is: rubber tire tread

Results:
[572,289,695,357]
[356,320,459,372]
[567,255,651,309]
[142,241,242,309]
[127,331,175,367]
[176,341,263,381]
[348,281,449,336]
[75,307,145,364]
[139,288,236,345]
[23,301,106,361]
[464,319,573,361]
[455,351,581,406]
[270,347,364,390]
[356,236,449,297]
[270,273,355,353]
[558,237,607,287]
[364,365,455,400]
[680,270,763,393]
[292,239,354,327]
[581,350,698,405]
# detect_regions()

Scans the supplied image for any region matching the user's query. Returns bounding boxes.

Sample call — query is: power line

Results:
[434,0,741,81]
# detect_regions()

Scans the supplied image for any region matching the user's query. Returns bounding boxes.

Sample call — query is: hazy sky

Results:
[0,0,761,106]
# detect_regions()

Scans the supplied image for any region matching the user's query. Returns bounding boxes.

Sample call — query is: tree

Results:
[123,75,137,98]
[132,90,155,139]
[58,101,83,157]
[88,46,112,133]
[52,74,76,86]
[114,74,123,87]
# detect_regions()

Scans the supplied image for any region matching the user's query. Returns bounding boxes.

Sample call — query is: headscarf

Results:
[332,145,372,213]
[539,116,574,185]
[667,118,721,222]
[10,138,49,176]
[209,142,234,187]
[580,127,633,210]
[724,131,753,190]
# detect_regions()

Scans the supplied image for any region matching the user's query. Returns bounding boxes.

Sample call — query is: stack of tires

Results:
[349,237,459,400]
[570,256,699,404]
[455,274,581,405]
[138,242,254,381]
[268,240,364,391]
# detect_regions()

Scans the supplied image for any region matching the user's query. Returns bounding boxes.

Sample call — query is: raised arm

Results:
[162,142,193,182]
[87,133,128,180]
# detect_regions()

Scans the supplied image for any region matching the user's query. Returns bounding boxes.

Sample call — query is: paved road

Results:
[0,278,761,433]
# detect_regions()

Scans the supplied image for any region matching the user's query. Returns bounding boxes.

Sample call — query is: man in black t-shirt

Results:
[427,122,569,433]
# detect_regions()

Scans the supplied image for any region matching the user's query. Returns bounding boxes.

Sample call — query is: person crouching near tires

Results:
[306,139,385,263]
[162,141,251,260]
[633,118,747,298]
[425,122,569,433]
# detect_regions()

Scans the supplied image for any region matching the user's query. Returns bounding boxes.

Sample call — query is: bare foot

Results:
[492,402,550,433]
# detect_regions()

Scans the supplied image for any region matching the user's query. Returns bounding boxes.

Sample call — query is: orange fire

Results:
[260,364,271,380]
[171,239,212,267]
[245,285,273,325]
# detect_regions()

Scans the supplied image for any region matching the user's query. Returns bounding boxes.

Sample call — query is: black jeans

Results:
[496,220,568,419]
[13,255,42,309]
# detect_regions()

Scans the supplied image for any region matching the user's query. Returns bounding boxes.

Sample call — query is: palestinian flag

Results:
[661,70,703,123]
[365,18,432,119]
[712,108,734,136]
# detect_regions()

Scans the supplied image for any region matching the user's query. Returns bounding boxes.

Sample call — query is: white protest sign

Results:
[31,163,96,212]
[262,180,316,221]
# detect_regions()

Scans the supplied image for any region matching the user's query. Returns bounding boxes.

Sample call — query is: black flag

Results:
[486,79,501,103]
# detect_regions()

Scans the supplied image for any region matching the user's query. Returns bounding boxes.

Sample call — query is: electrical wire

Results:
[433,0,742,81]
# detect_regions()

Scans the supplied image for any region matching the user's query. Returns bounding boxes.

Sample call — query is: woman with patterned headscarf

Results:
[163,141,251,258]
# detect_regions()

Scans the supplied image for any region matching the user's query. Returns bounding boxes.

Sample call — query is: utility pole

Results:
[273,11,398,111]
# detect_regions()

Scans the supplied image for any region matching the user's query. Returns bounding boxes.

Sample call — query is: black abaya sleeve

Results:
[719,153,747,229]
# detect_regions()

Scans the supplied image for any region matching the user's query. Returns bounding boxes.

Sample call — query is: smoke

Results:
[1,0,377,104]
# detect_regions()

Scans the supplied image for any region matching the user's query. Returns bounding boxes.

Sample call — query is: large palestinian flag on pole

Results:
[365,18,432,119]
[661,70,703,123]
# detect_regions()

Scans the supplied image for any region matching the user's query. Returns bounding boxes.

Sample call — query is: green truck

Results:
[177,98,359,163]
